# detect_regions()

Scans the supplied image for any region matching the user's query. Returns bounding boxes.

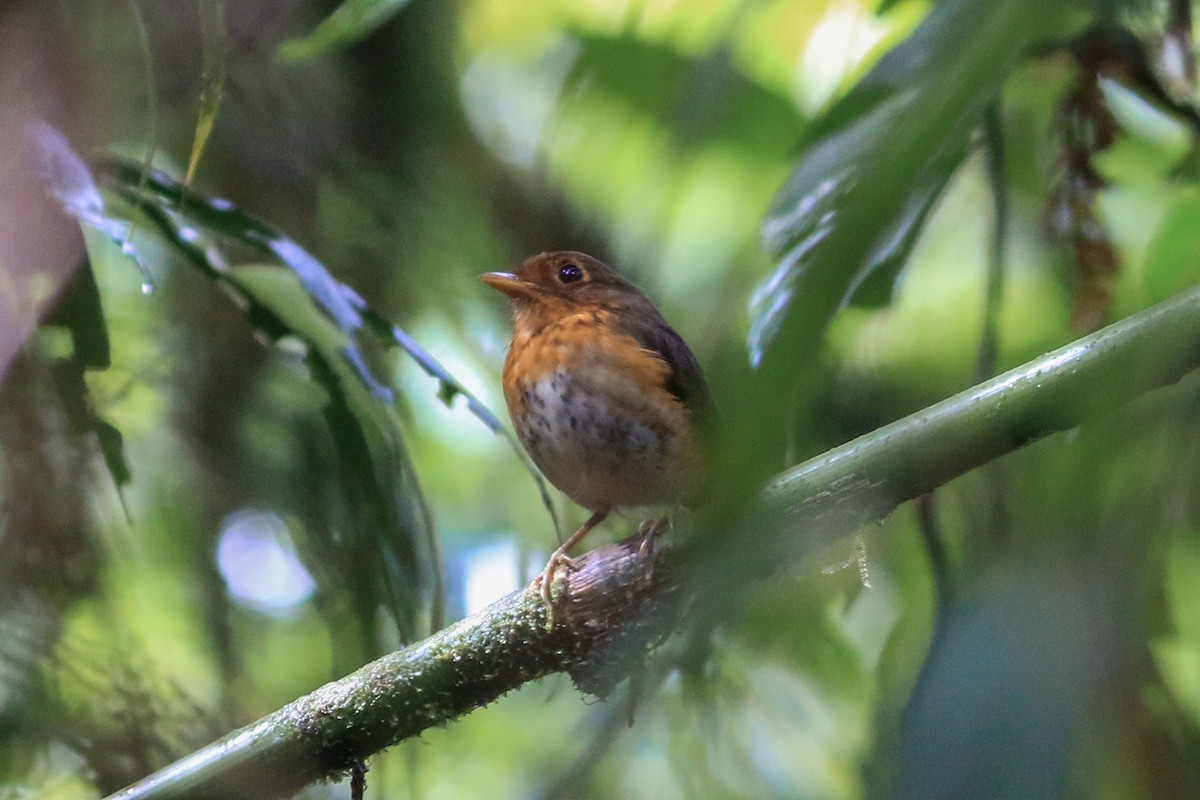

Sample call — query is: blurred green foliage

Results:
[3,0,1200,798]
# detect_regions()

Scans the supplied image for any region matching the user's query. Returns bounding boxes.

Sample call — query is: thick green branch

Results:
[108,288,1200,800]
[690,287,1200,605]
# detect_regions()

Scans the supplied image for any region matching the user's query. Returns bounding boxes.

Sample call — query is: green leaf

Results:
[32,165,132,496]
[85,157,439,636]
[226,263,436,639]
[93,417,133,488]
[1144,187,1200,302]
[277,0,413,62]
[840,160,956,309]
[751,0,1059,366]
[51,349,133,494]
[699,0,1064,525]
[95,155,562,545]
[42,258,110,371]
[29,122,156,292]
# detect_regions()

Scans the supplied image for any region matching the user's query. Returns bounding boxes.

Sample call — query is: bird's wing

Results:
[615,305,717,426]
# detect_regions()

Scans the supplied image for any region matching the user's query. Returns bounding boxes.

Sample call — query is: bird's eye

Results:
[557,262,584,284]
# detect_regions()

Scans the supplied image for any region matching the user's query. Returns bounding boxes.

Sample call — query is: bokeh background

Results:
[3,0,1200,797]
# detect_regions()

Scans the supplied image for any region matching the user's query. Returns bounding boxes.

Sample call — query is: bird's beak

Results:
[481,272,538,301]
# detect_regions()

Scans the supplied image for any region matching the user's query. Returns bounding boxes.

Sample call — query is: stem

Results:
[976,101,1008,383]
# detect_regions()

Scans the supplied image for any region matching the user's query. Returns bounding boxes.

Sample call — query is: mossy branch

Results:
[108,288,1200,800]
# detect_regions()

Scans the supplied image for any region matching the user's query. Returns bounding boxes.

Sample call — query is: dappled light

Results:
[3,1,1200,799]
[216,510,317,614]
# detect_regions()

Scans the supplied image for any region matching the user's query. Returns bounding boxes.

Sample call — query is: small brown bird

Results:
[483,251,712,608]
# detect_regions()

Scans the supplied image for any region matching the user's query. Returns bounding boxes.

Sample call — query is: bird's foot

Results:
[538,547,578,625]
[634,516,672,582]
[536,510,608,627]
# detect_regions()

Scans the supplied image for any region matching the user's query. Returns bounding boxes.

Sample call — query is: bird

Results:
[482,251,713,611]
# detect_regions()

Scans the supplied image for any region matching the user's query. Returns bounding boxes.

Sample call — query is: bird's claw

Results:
[635,516,671,581]
[538,551,577,620]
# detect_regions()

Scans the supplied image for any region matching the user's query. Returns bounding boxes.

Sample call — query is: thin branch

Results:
[915,494,953,619]
[976,101,1008,383]
[108,287,1200,800]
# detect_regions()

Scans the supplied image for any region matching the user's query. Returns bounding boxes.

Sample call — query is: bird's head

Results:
[481,251,637,312]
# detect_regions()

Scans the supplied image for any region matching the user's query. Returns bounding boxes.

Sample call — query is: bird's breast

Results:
[502,309,695,513]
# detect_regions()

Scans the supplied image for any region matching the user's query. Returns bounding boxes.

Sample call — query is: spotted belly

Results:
[509,367,690,514]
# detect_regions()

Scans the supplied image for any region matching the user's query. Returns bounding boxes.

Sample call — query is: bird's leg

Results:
[540,509,608,610]
[635,515,672,582]
[636,515,671,555]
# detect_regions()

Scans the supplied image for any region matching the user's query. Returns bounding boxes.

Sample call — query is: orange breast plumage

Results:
[502,307,695,515]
